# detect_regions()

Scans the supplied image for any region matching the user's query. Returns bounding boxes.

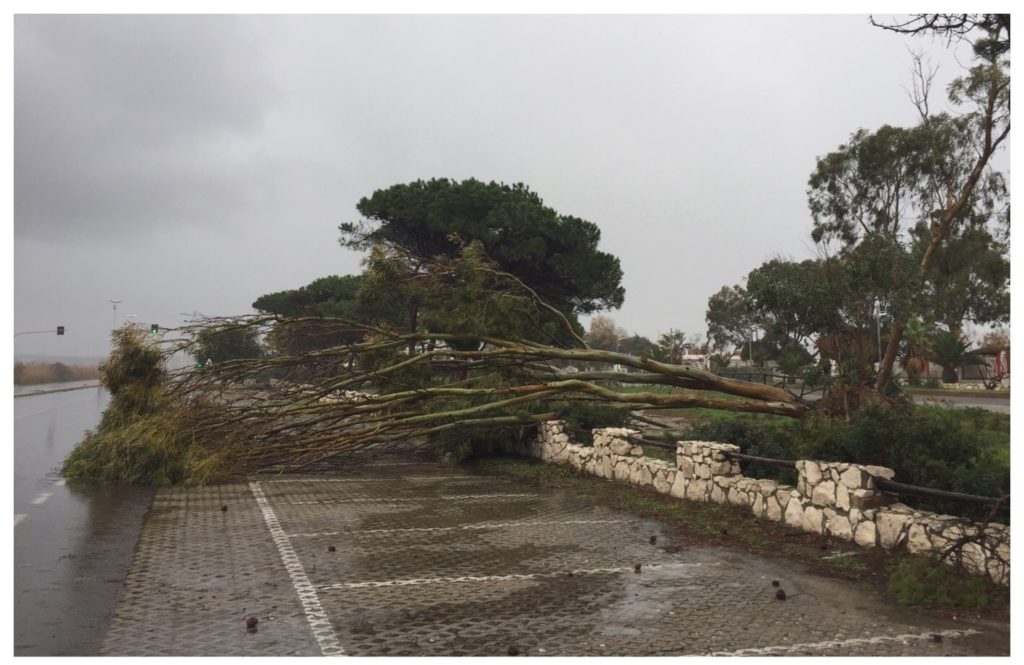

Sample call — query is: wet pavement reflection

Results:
[13,386,154,656]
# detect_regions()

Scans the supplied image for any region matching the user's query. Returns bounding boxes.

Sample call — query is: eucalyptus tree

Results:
[809,16,1009,392]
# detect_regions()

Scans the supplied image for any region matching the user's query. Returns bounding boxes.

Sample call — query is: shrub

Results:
[686,405,1008,518]
[62,325,225,485]
[687,418,797,484]
[887,554,1002,609]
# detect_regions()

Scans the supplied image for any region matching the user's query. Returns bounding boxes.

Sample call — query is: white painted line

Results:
[289,518,626,539]
[30,493,52,505]
[317,562,716,590]
[286,493,536,505]
[54,478,67,487]
[249,481,345,657]
[14,514,27,528]
[821,551,859,560]
[696,628,983,656]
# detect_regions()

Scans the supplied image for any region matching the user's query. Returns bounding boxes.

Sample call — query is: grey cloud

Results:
[15,15,280,241]
[14,14,981,360]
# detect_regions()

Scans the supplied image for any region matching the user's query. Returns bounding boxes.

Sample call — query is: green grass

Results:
[611,383,686,395]
[914,405,1010,468]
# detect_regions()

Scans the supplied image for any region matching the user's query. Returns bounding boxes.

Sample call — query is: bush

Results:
[887,554,1002,609]
[62,325,225,485]
[558,399,632,444]
[687,405,1008,518]
[687,418,797,484]
[63,406,226,486]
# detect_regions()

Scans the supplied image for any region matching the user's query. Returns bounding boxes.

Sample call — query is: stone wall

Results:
[521,421,1009,585]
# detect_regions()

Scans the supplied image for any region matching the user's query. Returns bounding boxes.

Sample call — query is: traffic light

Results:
[150,323,159,334]
[56,326,65,335]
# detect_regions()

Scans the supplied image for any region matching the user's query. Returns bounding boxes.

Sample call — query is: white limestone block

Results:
[811,480,837,507]
[784,498,805,529]
[854,521,877,548]
[803,461,822,486]
[803,505,824,535]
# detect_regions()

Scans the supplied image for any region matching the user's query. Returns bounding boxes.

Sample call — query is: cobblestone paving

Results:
[102,462,1008,656]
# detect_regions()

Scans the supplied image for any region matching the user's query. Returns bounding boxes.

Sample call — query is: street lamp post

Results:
[109,299,123,330]
[874,299,886,367]
[748,325,756,368]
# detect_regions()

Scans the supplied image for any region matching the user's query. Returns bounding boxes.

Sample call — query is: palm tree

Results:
[929,330,984,383]
[657,329,687,365]
[899,319,934,384]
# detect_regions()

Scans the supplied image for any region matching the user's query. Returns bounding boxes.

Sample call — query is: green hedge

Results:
[688,405,1009,519]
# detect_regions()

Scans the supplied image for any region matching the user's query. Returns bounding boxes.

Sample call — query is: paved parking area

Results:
[101,461,1007,656]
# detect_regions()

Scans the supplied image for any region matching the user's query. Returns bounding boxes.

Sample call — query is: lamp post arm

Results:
[14,329,59,338]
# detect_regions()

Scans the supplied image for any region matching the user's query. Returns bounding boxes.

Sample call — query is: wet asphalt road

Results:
[13,385,153,656]
[908,392,1011,414]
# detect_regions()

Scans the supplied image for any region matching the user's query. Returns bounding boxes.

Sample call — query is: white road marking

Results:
[286,493,536,505]
[821,551,859,560]
[14,514,27,528]
[695,628,983,656]
[30,493,52,505]
[249,481,345,657]
[54,478,67,487]
[289,518,626,539]
[317,562,716,590]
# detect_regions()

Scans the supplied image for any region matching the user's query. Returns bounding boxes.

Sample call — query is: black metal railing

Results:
[633,437,1008,515]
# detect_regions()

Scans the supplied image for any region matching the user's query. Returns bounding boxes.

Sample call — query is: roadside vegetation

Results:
[62,326,226,485]
[14,361,99,386]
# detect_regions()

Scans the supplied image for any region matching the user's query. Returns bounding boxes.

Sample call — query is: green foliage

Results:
[424,373,539,462]
[341,178,625,318]
[616,333,660,360]
[688,418,797,484]
[688,404,1008,517]
[253,273,407,353]
[746,258,836,349]
[706,284,751,352]
[657,329,691,364]
[62,325,223,486]
[887,554,1001,609]
[62,406,223,486]
[929,329,984,383]
[253,274,363,318]
[912,222,1009,331]
[557,399,632,443]
[192,324,264,365]
[95,325,166,428]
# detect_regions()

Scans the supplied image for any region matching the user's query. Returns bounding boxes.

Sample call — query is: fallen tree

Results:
[165,315,808,473]
[64,246,812,484]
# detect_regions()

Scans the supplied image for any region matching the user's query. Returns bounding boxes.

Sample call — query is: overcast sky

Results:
[13,13,981,359]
